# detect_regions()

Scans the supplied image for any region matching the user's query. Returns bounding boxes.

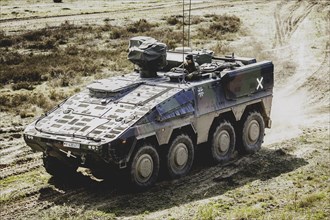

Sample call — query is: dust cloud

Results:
[265,88,309,145]
[264,12,329,145]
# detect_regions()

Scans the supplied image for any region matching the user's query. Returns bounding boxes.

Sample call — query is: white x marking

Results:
[256,77,263,90]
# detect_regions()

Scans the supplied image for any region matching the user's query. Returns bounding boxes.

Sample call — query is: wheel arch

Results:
[169,124,197,146]
[208,111,236,142]
[240,100,271,127]
[230,97,271,125]
[124,135,159,167]
[126,124,197,164]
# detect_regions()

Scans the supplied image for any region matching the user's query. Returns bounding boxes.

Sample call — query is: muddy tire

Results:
[43,155,77,178]
[167,134,194,179]
[238,111,265,154]
[211,121,236,164]
[130,145,159,190]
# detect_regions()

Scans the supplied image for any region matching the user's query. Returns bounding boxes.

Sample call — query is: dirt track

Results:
[0,0,329,219]
[0,0,266,33]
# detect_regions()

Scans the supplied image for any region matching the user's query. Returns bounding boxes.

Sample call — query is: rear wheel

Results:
[211,121,236,164]
[167,134,194,179]
[130,145,159,190]
[43,155,77,178]
[238,111,265,154]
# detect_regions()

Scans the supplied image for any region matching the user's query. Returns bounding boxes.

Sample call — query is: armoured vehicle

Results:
[24,36,274,190]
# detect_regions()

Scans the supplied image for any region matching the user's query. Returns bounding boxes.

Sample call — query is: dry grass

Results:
[127,19,156,33]
[197,14,241,38]
[0,14,242,112]
[0,19,165,87]
[211,41,231,55]
[165,15,205,26]
[0,87,74,114]
[166,16,181,25]
[11,82,35,91]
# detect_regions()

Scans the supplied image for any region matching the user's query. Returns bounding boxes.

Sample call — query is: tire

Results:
[210,121,236,164]
[43,155,77,178]
[130,145,159,190]
[167,134,194,179]
[238,111,265,154]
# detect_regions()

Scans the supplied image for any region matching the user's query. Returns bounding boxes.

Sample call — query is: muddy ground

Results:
[0,0,329,219]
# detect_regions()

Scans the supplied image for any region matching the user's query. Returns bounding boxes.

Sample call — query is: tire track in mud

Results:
[0,0,265,23]
[0,0,266,33]
[266,0,329,145]
[0,124,49,220]
[80,146,305,218]
[0,171,89,220]
[0,133,105,220]
[0,185,86,220]
[0,149,278,219]
[0,1,186,33]
[0,144,31,161]
[0,115,316,218]
[0,132,33,166]
[1,193,42,220]
[274,1,316,47]
[0,2,179,23]
[303,45,330,104]
[0,143,24,155]
[0,157,42,179]
[0,169,49,219]
[0,126,24,134]
[1,137,310,220]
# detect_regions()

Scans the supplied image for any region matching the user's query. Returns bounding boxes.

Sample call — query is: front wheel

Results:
[130,145,160,190]
[167,134,194,179]
[238,111,265,154]
[210,121,236,164]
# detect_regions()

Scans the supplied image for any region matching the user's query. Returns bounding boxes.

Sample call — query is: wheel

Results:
[130,145,159,190]
[43,155,77,178]
[167,134,194,179]
[211,121,236,164]
[238,111,265,154]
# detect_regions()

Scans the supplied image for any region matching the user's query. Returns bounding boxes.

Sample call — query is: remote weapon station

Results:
[24,2,274,190]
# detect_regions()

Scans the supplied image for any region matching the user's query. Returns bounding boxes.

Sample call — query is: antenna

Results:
[182,0,185,65]
[182,0,192,64]
[188,0,191,48]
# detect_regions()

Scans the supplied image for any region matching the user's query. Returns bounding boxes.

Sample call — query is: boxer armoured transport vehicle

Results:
[24,37,274,189]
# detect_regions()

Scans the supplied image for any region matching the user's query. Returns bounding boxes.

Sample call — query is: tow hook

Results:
[59,149,77,158]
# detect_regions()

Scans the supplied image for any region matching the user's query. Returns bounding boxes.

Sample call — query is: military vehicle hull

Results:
[24,39,274,189]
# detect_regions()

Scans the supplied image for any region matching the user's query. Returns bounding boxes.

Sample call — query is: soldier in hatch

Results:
[180,54,200,80]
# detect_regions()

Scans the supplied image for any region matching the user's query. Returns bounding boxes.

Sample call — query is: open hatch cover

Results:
[87,78,144,98]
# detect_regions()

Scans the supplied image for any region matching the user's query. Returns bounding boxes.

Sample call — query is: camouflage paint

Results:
[24,56,274,169]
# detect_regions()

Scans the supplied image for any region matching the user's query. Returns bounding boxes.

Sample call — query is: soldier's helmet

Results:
[185,54,194,61]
